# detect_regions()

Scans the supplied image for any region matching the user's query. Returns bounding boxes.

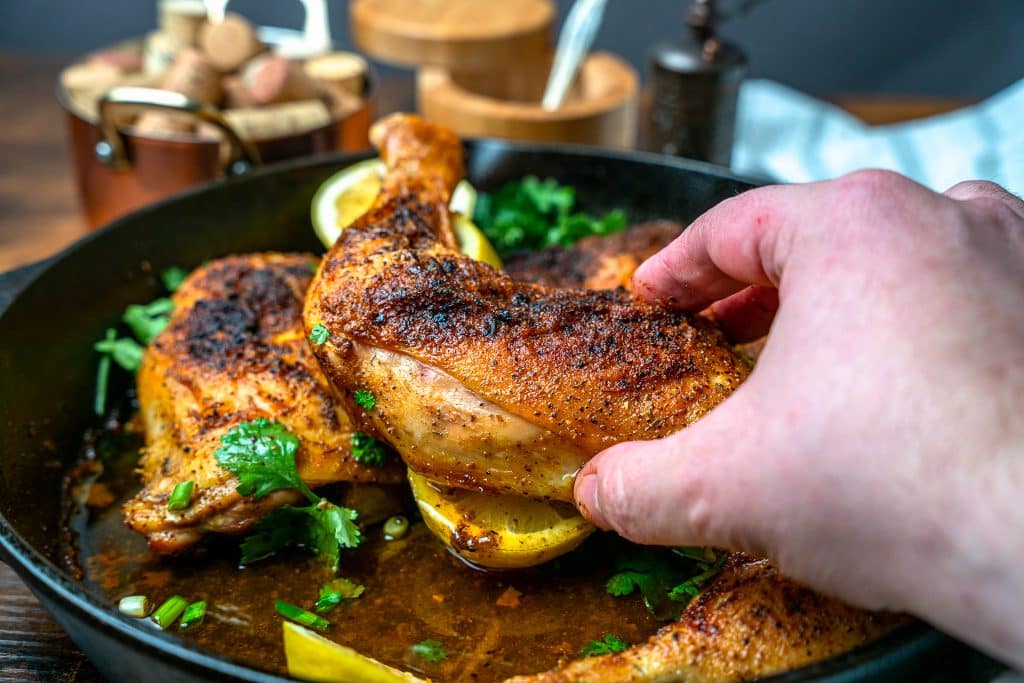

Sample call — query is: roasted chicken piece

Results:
[124,254,403,552]
[505,555,906,683]
[505,220,683,290]
[304,114,748,502]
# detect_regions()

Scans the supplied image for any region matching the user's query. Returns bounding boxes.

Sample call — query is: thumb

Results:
[574,387,779,553]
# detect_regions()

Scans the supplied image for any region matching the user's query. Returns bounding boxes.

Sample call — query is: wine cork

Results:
[223,100,332,140]
[221,75,256,109]
[157,47,222,104]
[143,29,186,76]
[62,61,123,94]
[241,54,323,105]
[89,46,144,72]
[198,13,265,72]
[304,52,368,98]
[159,0,209,45]
[135,48,221,137]
[326,89,363,119]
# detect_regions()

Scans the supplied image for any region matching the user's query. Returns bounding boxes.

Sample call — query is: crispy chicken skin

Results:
[124,254,403,552]
[505,220,684,290]
[505,555,906,683]
[304,115,748,501]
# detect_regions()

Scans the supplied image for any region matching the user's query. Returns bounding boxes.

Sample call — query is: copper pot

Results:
[60,80,373,228]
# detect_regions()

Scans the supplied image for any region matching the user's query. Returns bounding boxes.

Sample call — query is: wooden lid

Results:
[351,0,554,70]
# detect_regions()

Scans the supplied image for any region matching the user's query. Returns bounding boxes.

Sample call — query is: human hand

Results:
[573,170,1024,667]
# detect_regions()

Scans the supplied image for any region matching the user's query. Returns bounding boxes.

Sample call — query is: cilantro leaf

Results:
[605,572,638,597]
[474,176,627,255]
[123,297,174,344]
[411,639,447,663]
[605,546,729,620]
[214,419,316,502]
[350,432,389,466]
[579,634,629,657]
[668,551,728,603]
[315,577,365,613]
[94,336,145,372]
[309,323,331,346]
[240,505,308,565]
[239,503,362,572]
[353,389,376,411]
[161,266,188,293]
[305,503,363,572]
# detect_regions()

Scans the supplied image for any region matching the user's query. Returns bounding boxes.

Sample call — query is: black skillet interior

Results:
[0,140,952,682]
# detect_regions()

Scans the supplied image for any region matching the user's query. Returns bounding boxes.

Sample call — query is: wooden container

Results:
[418,52,639,148]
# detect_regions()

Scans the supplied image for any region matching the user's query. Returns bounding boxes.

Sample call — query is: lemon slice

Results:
[284,621,426,683]
[311,159,497,266]
[453,214,502,269]
[407,469,594,570]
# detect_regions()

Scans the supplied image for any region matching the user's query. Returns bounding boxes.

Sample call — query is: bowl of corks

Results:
[58,0,375,228]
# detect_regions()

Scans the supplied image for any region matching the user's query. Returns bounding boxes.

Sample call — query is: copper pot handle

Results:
[94,86,261,175]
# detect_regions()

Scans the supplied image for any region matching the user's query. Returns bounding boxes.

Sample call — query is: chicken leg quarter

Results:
[304,115,749,501]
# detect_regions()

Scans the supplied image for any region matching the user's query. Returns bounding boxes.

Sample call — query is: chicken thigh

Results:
[304,115,748,501]
[124,253,403,552]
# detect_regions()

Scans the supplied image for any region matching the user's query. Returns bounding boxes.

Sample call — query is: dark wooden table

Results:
[0,49,976,682]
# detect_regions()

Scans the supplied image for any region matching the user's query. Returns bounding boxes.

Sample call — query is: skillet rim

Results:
[0,140,945,682]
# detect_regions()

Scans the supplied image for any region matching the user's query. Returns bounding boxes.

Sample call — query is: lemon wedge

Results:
[407,469,594,570]
[311,159,499,267]
[284,621,426,683]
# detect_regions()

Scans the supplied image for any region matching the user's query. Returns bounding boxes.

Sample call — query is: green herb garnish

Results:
[93,268,188,416]
[94,335,145,372]
[218,419,363,571]
[309,323,331,346]
[276,599,331,632]
[667,551,728,602]
[315,577,365,614]
[161,266,188,293]
[93,329,116,416]
[350,432,388,466]
[214,418,313,500]
[167,480,195,511]
[411,639,447,664]
[353,389,376,411]
[605,546,728,619]
[151,595,188,629]
[473,176,627,255]
[179,600,207,630]
[579,633,629,657]
[123,297,174,344]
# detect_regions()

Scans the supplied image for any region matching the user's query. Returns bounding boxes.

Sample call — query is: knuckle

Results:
[835,169,912,200]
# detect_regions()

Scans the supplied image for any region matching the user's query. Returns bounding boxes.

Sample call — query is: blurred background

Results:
[3,0,1023,98]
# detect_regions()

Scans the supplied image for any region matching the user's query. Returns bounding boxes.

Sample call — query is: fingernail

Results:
[574,473,610,530]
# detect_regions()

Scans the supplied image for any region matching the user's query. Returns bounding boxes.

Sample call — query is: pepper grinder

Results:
[646,0,748,165]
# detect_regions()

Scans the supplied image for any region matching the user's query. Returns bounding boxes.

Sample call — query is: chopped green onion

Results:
[353,389,376,411]
[94,329,116,416]
[383,515,409,541]
[309,323,331,346]
[276,599,330,632]
[179,600,207,630]
[167,481,195,511]
[151,595,188,629]
[117,595,149,618]
[411,639,447,663]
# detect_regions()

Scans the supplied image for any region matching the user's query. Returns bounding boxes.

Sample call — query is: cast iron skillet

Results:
[0,140,950,682]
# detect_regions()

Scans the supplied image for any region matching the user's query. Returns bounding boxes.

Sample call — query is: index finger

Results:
[632,182,818,310]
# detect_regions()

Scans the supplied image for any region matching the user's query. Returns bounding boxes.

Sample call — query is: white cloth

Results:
[732,78,1024,195]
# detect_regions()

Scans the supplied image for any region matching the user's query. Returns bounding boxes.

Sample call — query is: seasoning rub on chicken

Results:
[124,254,403,553]
[304,114,749,502]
